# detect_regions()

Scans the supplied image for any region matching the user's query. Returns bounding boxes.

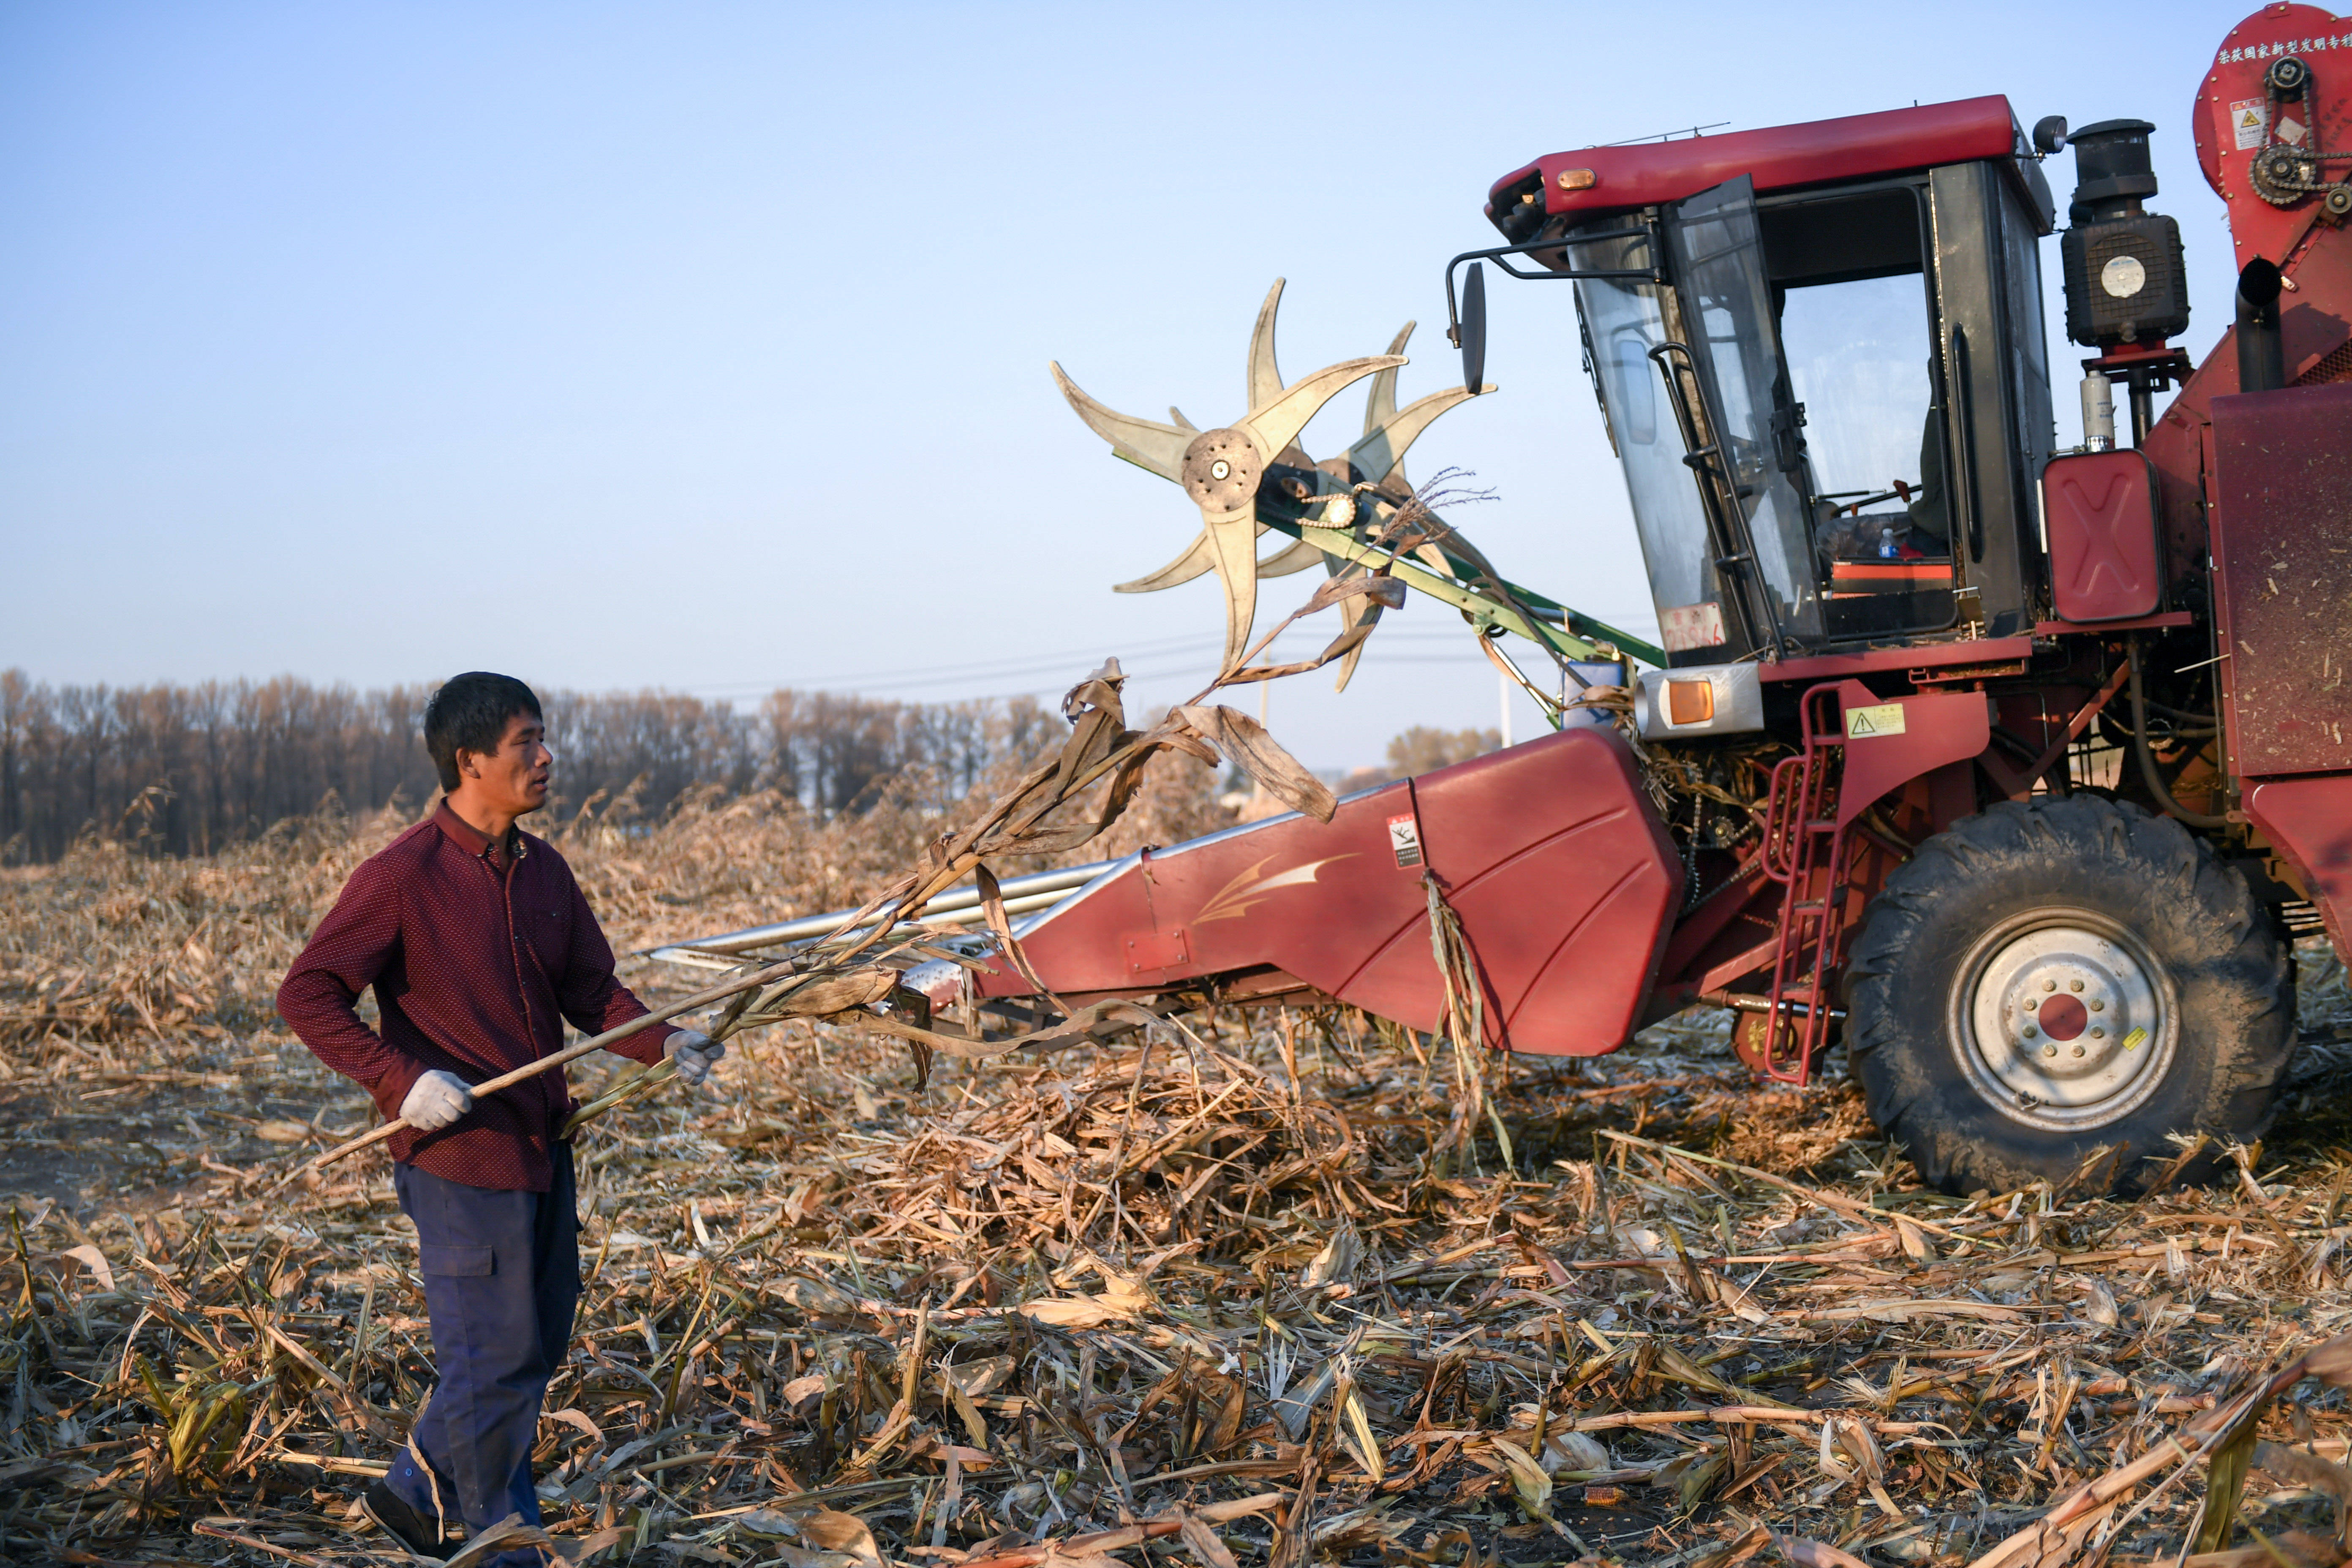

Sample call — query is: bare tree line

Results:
[0,670,1067,865]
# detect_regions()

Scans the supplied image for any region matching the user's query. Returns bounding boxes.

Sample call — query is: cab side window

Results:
[1761,183,1960,639]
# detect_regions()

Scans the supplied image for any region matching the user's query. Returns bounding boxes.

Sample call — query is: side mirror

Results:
[1459,262,1487,395]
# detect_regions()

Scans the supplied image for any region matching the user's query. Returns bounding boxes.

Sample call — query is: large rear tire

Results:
[1844,796,2293,1195]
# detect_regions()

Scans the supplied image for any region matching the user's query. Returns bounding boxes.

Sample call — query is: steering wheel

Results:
[1835,479,1921,517]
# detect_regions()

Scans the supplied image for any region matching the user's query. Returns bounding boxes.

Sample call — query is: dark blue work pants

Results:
[383,1146,579,1566]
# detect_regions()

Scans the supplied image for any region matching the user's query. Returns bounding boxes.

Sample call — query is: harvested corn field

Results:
[7,800,2352,1568]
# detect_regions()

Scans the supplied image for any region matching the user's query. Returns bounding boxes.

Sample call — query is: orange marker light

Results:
[1555,168,1598,191]
[1666,678,1715,727]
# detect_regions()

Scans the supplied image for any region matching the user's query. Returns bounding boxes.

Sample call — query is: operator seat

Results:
[1906,376,1950,547]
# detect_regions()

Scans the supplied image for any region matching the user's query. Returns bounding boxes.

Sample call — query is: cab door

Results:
[1661,175,1825,649]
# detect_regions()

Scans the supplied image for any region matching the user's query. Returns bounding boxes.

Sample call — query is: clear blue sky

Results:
[0,1,2260,769]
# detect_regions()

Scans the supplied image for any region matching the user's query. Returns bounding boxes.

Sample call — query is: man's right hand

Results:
[400,1070,476,1131]
[665,1028,726,1088]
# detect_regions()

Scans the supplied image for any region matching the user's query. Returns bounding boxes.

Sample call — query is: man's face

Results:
[458,711,552,818]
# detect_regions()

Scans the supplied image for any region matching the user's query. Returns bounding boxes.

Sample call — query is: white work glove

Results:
[400,1070,476,1132]
[665,1028,726,1088]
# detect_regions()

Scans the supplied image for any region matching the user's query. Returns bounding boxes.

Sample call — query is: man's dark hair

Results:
[424,672,543,793]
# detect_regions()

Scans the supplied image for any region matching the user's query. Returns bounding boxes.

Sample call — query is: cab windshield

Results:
[1569,183,1956,655]
[1569,228,1726,651]
[1763,185,1955,641]
[1781,274,1938,538]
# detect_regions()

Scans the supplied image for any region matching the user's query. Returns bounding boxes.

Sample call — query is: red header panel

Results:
[977,729,1682,1057]
[1489,96,2021,225]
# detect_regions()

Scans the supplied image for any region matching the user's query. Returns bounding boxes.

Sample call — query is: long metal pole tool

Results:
[281,952,803,1187]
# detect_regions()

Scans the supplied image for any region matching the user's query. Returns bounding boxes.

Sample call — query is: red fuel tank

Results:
[2044,450,2164,623]
[972,726,1683,1056]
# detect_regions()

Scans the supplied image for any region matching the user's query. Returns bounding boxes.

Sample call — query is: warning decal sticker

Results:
[2232,98,2268,150]
[1844,702,1907,739]
[1387,814,1424,869]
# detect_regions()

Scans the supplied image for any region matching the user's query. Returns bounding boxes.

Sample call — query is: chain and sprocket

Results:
[2248,51,2352,215]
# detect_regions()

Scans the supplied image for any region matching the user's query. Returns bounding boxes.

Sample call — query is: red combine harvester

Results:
[669,7,2352,1195]
[982,5,2352,1196]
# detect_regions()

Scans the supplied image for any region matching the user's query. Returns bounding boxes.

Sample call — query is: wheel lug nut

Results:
[2072,1045,2085,1057]
[2042,980,2057,992]
[2091,1027,2104,1038]
[2024,998,2038,1011]
[2044,1044,2058,1058]
[2069,980,2084,992]
[2090,999,2104,1012]
[2024,1025,2039,1037]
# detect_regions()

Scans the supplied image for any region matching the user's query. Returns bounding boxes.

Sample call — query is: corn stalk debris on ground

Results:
[7,634,2352,1565]
[3,939,2351,1568]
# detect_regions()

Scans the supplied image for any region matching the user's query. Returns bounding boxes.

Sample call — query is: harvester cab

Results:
[1466,100,2073,668]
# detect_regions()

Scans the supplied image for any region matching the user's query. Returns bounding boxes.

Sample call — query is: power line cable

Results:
[681,631,1228,697]
[676,612,1659,705]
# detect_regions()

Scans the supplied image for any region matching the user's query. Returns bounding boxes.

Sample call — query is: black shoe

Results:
[359,1478,454,1561]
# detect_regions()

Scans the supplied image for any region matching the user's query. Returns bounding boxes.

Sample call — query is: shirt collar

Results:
[433,800,527,863]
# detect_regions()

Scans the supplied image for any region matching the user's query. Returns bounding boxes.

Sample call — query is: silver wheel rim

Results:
[1948,909,2177,1132]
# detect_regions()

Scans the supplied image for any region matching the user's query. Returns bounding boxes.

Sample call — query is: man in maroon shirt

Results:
[278,672,724,1562]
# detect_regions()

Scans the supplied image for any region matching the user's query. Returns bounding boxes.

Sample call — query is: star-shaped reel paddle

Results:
[1051,280,1492,683]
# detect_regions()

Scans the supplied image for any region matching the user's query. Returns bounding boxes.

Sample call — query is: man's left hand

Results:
[666,1028,726,1088]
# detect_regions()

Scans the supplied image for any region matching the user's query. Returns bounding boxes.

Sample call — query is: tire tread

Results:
[1845,797,2292,1194]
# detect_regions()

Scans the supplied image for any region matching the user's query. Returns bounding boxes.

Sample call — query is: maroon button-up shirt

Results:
[276,802,675,1191]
